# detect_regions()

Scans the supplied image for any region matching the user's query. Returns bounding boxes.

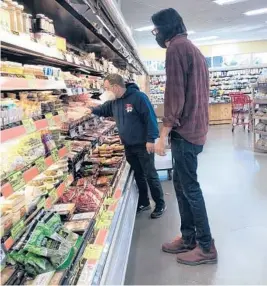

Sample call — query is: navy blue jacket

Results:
[92,83,159,146]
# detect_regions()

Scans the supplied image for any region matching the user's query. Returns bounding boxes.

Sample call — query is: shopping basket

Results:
[229,92,253,132]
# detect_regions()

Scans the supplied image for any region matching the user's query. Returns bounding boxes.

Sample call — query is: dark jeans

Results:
[171,131,212,250]
[125,144,165,208]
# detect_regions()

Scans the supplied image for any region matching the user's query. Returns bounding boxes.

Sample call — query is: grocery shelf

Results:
[0,115,61,144]
[255,130,267,136]
[0,76,66,91]
[3,173,74,251]
[1,146,69,199]
[1,33,104,76]
[253,115,267,120]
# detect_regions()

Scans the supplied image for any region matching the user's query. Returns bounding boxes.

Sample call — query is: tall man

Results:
[152,8,217,265]
[88,74,166,219]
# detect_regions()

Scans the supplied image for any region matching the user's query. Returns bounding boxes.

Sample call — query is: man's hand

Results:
[155,138,166,156]
[146,142,155,154]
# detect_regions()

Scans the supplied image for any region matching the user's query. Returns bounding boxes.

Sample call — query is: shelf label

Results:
[51,149,59,162]
[101,211,114,220]
[22,118,36,133]
[35,157,46,173]
[49,189,58,204]
[97,219,112,230]
[37,197,46,210]
[45,113,55,127]
[65,141,71,152]
[83,244,103,260]
[104,197,117,206]
[11,219,25,240]
[28,79,38,89]
[8,171,25,192]
[57,109,65,121]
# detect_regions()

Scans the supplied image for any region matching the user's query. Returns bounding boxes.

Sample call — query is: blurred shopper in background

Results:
[88,74,166,218]
[152,8,218,265]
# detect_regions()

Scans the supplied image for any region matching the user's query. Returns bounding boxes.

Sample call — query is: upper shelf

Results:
[1,32,104,77]
[0,77,66,91]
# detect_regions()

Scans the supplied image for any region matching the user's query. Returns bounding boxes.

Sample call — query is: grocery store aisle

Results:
[125,125,267,285]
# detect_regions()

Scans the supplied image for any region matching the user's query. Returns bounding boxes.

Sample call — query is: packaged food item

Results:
[50,203,76,216]
[71,212,95,221]
[64,220,89,232]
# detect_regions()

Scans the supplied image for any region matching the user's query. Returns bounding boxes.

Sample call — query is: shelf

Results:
[1,33,104,77]
[253,115,267,120]
[0,115,61,144]
[1,146,69,199]
[0,76,66,91]
[3,173,74,251]
[255,130,267,136]
[254,98,267,105]
[255,144,267,151]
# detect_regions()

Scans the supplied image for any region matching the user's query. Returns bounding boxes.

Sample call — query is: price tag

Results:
[65,141,71,152]
[104,197,117,206]
[49,189,58,204]
[35,157,46,173]
[51,149,59,162]
[57,109,65,121]
[45,113,55,127]
[11,219,25,240]
[97,219,112,230]
[37,197,46,210]
[22,118,36,133]
[101,211,114,220]
[8,171,25,192]
[83,244,103,260]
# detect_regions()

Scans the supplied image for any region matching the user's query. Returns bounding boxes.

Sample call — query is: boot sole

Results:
[177,258,218,266]
[162,246,196,254]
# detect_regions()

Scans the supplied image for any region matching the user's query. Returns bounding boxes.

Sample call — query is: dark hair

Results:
[152,8,187,37]
[104,74,125,88]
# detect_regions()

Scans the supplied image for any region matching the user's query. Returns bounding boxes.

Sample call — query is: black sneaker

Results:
[137,204,151,214]
[151,205,166,219]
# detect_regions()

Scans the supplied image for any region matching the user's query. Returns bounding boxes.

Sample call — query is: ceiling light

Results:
[213,0,248,5]
[194,36,219,41]
[244,8,267,16]
[135,25,154,32]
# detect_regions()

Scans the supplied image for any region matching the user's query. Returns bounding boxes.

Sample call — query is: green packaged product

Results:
[41,212,79,247]
[25,252,54,273]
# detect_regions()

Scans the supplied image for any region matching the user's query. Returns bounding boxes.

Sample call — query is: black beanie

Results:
[152,8,187,40]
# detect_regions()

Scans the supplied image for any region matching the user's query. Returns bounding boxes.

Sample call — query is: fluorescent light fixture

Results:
[213,0,248,5]
[194,36,218,41]
[244,8,267,16]
[135,25,154,32]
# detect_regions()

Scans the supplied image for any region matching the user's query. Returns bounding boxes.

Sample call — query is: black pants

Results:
[171,131,212,250]
[125,144,165,208]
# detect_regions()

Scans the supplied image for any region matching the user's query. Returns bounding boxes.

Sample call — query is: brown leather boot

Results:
[176,240,218,265]
[162,236,197,254]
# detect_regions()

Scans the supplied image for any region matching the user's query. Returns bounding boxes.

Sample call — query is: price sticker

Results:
[104,197,117,206]
[49,189,58,204]
[35,157,46,173]
[11,219,25,240]
[22,118,36,133]
[65,141,71,152]
[101,211,114,220]
[37,197,46,210]
[83,244,103,260]
[57,109,65,121]
[45,113,55,127]
[8,171,25,192]
[51,149,59,162]
[97,219,112,230]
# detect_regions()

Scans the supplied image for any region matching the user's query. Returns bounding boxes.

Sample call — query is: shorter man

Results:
[88,74,166,218]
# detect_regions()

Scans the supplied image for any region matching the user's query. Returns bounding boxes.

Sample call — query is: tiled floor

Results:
[125,126,267,285]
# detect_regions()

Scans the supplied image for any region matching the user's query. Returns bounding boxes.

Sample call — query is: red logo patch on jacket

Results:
[125,104,133,113]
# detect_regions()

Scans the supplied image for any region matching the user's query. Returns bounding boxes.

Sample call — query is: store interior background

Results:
[119,0,267,285]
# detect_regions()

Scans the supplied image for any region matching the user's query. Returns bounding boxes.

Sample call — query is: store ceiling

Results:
[121,0,267,47]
